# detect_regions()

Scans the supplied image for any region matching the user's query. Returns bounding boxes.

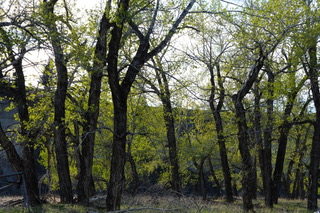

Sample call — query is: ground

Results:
[0,192,317,212]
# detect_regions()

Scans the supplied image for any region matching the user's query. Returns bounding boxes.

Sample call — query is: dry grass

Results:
[0,194,317,213]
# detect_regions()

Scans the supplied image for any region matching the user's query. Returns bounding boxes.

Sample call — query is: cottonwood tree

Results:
[185,15,234,202]
[76,3,110,203]
[0,1,41,206]
[138,52,183,193]
[302,1,320,209]
[42,0,73,203]
[103,0,195,210]
[223,4,293,212]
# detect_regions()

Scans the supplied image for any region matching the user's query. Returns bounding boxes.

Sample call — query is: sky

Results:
[75,0,102,10]
[23,0,103,86]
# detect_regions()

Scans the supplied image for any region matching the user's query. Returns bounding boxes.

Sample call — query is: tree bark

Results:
[232,53,265,212]
[253,82,267,198]
[106,95,127,210]
[199,157,206,200]
[44,0,73,203]
[0,28,41,206]
[14,52,41,206]
[306,39,320,211]
[77,12,109,204]
[232,97,255,212]
[152,57,181,193]
[272,90,299,203]
[208,157,222,197]
[162,97,181,192]
[263,70,274,207]
[209,63,233,202]
[105,0,196,210]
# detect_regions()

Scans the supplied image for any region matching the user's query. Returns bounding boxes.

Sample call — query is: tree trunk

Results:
[199,157,206,200]
[105,7,128,208]
[253,83,266,197]
[306,34,320,211]
[12,49,41,206]
[156,66,181,192]
[0,127,23,172]
[43,0,73,203]
[285,160,294,198]
[263,70,274,207]
[127,152,140,195]
[232,97,255,212]
[232,53,265,212]
[105,0,196,210]
[0,27,41,206]
[208,157,222,197]
[77,12,109,204]
[307,123,320,210]
[106,96,127,211]
[209,63,233,202]
[272,97,296,203]
[163,100,181,192]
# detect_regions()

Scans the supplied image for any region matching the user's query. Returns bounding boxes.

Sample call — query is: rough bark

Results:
[152,57,181,193]
[77,12,109,204]
[44,0,72,203]
[209,63,233,202]
[14,50,41,206]
[232,54,265,212]
[105,1,129,209]
[232,97,255,212]
[106,95,127,210]
[306,39,320,211]
[271,82,304,203]
[253,83,265,192]
[162,96,181,192]
[263,70,274,207]
[0,28,41,206]
[0,127,23,173]
[105,0,196,210]
[208,157,222,197]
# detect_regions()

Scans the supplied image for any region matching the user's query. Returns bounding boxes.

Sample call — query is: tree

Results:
[303,2,320,208]
[104,0,196,210]
[42,0,73,203]
[77,6,110,203]
[0,2,41,205]
[139,53,182,192]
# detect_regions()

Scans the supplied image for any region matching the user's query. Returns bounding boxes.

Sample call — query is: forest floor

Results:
[0,193,317,212]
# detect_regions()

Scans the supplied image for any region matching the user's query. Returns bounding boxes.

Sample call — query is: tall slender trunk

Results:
[153,59,181,192]
[106,95,127,210]
[44,0,73,203]
[105,1,196,210]
[263,70,274,207]
[198,157,206,200]
[232,53,265,212]
[306,38,320,210]
[0,29,41,205]
[105,5,128,208]
[77,12,109,204]
[232,97,255,211]
[272,94,297,203]
[253,83,266,196]
[208,157,223,197]
[209,63,233,202]
[162,97,181,192]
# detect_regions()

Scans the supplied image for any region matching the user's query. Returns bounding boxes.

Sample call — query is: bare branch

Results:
[146,0,196,60]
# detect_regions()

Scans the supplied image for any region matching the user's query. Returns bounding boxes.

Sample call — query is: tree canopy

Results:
[0,0,320,212]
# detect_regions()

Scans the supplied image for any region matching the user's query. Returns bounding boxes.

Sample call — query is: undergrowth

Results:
[0,195,317,213]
